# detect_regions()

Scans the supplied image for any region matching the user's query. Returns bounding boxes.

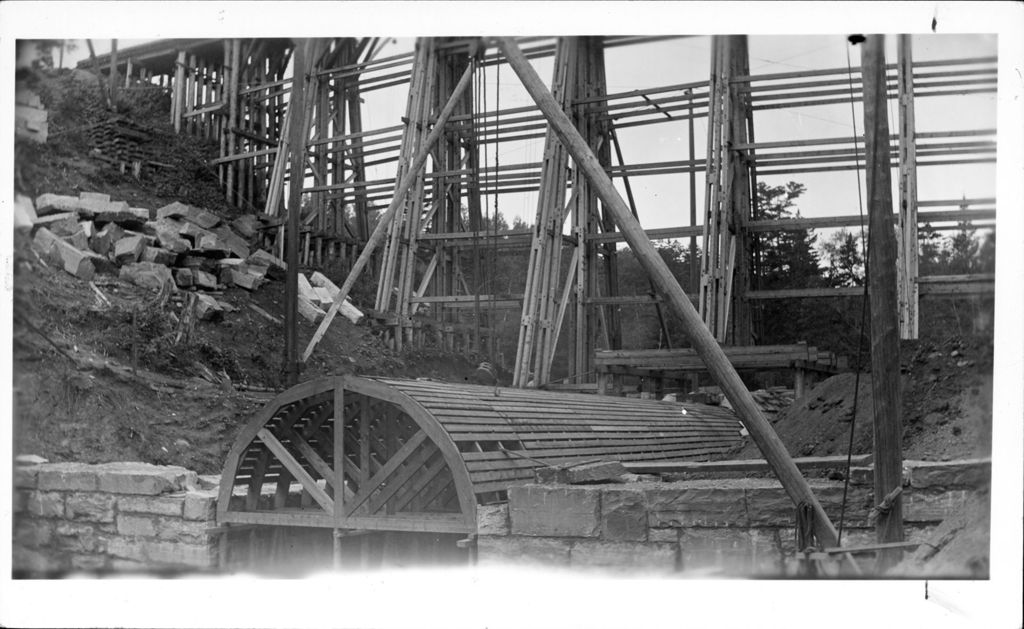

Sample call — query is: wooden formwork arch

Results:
[218,376,744,535]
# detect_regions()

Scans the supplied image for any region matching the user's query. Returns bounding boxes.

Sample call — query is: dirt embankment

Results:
[12,69,484,475]
[728,334,993,464]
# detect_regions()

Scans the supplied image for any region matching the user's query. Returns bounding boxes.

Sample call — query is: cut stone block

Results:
[114,234,147,265]
[63,229,89,251]
[65,492,117,523]
[600,489,647,541]
[174,267,195,288]
[247,249,286,278]
[35,193,79,216]
[93,202,149,226]
[213,225,250,258]
[119,261,175,291]
[906,459,991,490]
[567,460,628,484]
[179,221,215,243]
[14,466,39,489]
[89,222,125,256]
[37,462,100,491]
[155,517,213,543]
[195,294,224,322]
[27,491,65,518]
[15,194,37,229]
[33,228,95,280]
[141,246,178,266]
[53,522,107,554]
[141,539,216,568]
[183,491,217,521]
[298,273,318,303]
[476,536,571,567]
[80,191,111,203]
[308,271,363,324]
[156,201,191,220]
[571,540,677,572]
[476,503,510,536]
[509,485,601,538]
[118,495,185,517]
[95,462,195,495]
[903,489,970,523]
[184,206,222,230]
[231,214,258,238]
[46,213,82,237]
[153,219,191,253]
[193,269,219,290]
[645,484,748,528]
[197,233,230,256]
[298,295,326,323]
[230,268,263,291]
[117,514,157,538]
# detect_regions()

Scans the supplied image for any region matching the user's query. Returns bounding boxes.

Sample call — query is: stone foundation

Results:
[13,461,218,575]
[12,458,988,576]
[477,459,989,576]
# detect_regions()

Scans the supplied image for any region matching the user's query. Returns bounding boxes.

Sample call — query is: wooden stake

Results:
[497,36,843,549]
[302,55,476,363]
[861,34,905,572]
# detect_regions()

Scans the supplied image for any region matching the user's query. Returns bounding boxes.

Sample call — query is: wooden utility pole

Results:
[861,34,905,572]
[497,37,844,549]
[284,39,310,386]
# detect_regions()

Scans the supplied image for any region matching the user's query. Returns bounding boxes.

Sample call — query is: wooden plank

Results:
[220,509,336,528]
[624,454,872,474]
[366,442,441,514]
[257,427,334,514]
[277,423,336,488]
[334,384,345,521]
[392,453,449,512]
[342,430,427,515]
[461,439,739,462]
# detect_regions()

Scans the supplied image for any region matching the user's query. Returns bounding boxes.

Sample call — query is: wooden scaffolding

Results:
[81,35,997,374]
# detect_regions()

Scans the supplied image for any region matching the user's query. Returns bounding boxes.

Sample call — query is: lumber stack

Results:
[86,116,165,176]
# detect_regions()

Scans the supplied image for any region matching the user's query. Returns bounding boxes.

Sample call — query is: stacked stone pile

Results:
[18,191,361,324]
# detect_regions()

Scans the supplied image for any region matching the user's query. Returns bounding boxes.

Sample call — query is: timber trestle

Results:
[218,376,744,534]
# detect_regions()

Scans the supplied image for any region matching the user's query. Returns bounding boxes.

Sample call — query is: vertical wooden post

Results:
[109,39,119,109]
[897,35,919,340]
[284,40,309,386]
[861,34,905,572]
[227,40,240,206]
[726,35,753,346]
[173,51,186,131]
[497,36,843,549]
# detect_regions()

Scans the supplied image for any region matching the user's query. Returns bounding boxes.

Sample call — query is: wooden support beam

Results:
[302,54,476,362]
[861,34,905,572]
[497,36,843,549]
[284,39,311,386]
[897,34,920,340]
[257,428,334,514]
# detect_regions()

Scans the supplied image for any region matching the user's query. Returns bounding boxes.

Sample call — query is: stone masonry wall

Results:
[476,459,990,576]
[12,461,219,575]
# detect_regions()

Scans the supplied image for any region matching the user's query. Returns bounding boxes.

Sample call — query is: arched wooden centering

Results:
[217,376,744,534]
